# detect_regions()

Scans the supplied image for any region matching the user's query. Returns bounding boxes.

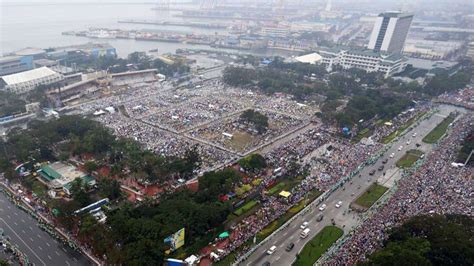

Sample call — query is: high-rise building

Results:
[368,11,414,54]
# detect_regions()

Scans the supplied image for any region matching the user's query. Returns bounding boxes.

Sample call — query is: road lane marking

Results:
[37,234,42,238]
[55,251,60,256]
[21,218,25,223]
[13,222,17,226]
[30,237,34,242]
[46,242,51,247]
[47,255,52,260]
[65,261,71,266]
[0,218,47,266]
[38,246,43,250]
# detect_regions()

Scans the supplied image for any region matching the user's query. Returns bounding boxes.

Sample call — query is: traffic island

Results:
[293,226,343,266]
[351,183,388,212]
[422,113,456,143]
[396,149,424,168]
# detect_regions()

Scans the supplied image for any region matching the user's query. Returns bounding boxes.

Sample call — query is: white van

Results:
[266,245,277,255]
[300,221,309,229]
[300,228,311,238]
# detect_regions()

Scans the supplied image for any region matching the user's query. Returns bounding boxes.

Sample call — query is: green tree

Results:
[98,178,122,200]
[240,109,269,134]
[238,153,267,172]
[364,214,474,266]
[70,179,91,207]
[84,161,98,174]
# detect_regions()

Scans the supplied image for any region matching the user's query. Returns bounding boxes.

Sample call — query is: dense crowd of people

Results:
[76,79,319,171]
[327,114,473,265]
[436,88,474,110]
[210,125,384,262]
[370,105,431,142]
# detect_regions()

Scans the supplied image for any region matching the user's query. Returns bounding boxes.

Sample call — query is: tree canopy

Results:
[363,214,474,266]
[240,109,269,134]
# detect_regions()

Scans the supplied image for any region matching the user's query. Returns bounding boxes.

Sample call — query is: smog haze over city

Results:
[0,0,473,266]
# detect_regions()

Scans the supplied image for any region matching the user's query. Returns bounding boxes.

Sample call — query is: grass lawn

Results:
[381,111,427,144]
[267,182,286,195]
[267,178,302,196]
[351,128,373,144]
[422,114,456,144]
[354,183,388,209]
[293,226,343,266]
[227,131,253,152]
[396,149,424,168]
[31,179,48,198]
[233,200,259,216]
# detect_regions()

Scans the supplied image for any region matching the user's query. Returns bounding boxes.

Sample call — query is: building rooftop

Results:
[379,11,414,18]
[1,67,60,85]
[0,55,23,64]
[13,47,46,56]
[295,53,323,64]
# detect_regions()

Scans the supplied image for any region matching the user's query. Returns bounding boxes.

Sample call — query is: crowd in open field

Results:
[327,114,474,265]
[74,79,322,171]
[95,113,236,171]
[190,110,303,153]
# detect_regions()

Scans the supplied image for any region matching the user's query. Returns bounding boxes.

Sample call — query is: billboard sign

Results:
[164,228,185,252]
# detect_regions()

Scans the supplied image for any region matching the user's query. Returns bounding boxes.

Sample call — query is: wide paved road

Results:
[243,104,467,266]
[0,192,90,266]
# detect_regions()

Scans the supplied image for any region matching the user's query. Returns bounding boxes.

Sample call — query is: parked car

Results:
[319,204,327,211]
[335,201,343,208]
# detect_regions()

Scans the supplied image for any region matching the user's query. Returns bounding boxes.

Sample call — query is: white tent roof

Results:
[1,67,59,85]
[295,53,323,64]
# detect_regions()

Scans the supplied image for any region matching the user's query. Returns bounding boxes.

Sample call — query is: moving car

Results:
[300,228,311,238]
[316,213,324,222]
[335,201,343,208]
[378,165,384,171]
[382,158,388,164]
[285,243,295,252]
[262,262,270,266]
[398,146,403,151]
[369,169,376,175]
[319,204,327,211]
[390,153,395,158]
[412,133,417,137]
[267,246,277,255]
[406,140,411,145]
[300,221,309,229]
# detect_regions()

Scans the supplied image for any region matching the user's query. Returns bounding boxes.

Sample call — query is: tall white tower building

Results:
[368,11,414,54]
